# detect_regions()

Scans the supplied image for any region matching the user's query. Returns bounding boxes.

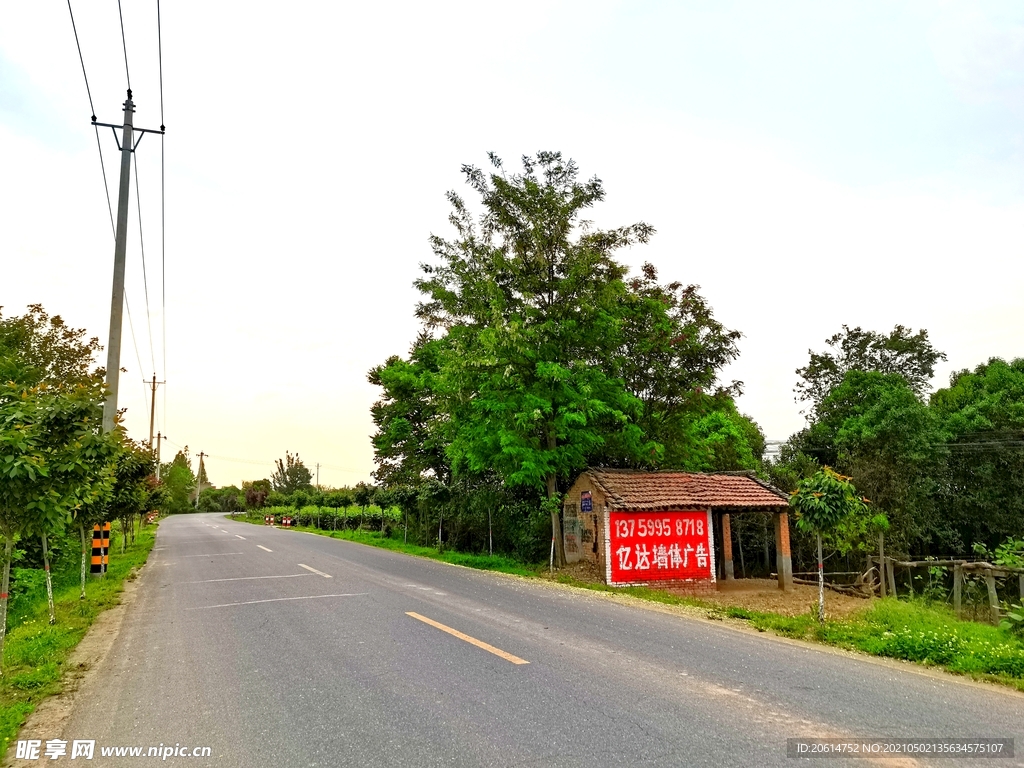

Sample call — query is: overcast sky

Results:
[2,1,1022,488]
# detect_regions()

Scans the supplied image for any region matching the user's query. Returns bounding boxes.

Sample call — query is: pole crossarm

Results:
[93,121,164,152]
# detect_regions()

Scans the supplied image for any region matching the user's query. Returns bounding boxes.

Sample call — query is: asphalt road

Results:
[55,513,1024,767]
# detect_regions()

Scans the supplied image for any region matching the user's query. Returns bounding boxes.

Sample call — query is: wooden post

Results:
[886,557,897,597]
[985,569,1000,625]
[877,534,886,598]
[953,563,963,619]
[721,513,734,581]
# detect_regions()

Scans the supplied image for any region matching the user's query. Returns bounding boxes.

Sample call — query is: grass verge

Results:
[0,524,156,753]
[237,516,1024,692]
[234,517,541,577]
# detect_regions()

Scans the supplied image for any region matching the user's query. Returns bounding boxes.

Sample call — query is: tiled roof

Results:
[585,468,789,512]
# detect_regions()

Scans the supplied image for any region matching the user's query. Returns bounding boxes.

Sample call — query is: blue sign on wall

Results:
[580,490,593,513]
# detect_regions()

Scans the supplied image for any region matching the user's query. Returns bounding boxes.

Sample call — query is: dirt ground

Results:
[550,560,871,618]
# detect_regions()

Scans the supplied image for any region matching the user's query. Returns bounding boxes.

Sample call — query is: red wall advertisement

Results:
[608,510,714,584]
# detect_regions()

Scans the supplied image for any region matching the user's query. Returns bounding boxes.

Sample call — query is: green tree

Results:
[414,152,656,565]
[243,479,271,510]
[368,333,451,487]
[795,325,946,412]
[0,380,119,655]
[790,468,868,622]
[930,358,1024,552]
[159,450,196,514]
[805,370,941,552]
[614,262,745,467]
[270,451,313,495]
[109,441,156,553]
[0,304,103,387]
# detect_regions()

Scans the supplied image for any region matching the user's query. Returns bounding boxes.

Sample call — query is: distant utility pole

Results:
[195,451,207,509]
[94,91,164,433]
[146,374,164,449]
[316,463,320,491]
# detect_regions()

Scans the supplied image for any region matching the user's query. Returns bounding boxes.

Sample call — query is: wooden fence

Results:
[872,557,1024,624]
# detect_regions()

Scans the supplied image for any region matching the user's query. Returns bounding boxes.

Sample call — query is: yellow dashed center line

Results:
[406,612,529,665]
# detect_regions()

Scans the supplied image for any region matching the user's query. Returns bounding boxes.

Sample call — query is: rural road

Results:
[49,514,1024,766]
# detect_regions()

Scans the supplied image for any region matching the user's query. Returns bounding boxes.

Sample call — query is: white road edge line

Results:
[181,552,243,558]
[190,593,366,610]
[257,545,273,553]
[298,563,332,578]
[182,574,313,584]
[235,535,246,539]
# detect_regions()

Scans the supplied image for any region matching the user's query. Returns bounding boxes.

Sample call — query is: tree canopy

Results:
[370,152,756,563]
[270,451,314,494]
[795,325,946,412]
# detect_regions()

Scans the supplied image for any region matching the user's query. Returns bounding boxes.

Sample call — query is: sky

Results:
[2,1,1023,488]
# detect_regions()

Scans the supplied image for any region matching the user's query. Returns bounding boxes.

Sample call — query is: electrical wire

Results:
[123,291,149,408]
[117,0,132,90]
[67,1,116,237]
[132,153,157,374]
[157,0,168,432]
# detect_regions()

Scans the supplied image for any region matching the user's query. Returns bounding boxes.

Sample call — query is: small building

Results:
[562,468,793,591]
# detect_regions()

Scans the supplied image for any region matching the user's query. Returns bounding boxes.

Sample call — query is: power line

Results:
[157,0,168,423]
[116,0,132,90]
[122,291,149,409]
[132,153,156,373]
[66,0,95,120]
[67,1,116,237]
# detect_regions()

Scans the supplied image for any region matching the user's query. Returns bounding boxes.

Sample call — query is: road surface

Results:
[49,514,1024,766]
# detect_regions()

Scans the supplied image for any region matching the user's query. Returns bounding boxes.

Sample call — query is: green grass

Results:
[240,515,1024,691]
[0,525,156,754]
[236,517,542,577]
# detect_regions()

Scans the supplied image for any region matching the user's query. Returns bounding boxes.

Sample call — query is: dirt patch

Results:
[695,578,869,618]
[545,561,871,619]
[4,572,144,768]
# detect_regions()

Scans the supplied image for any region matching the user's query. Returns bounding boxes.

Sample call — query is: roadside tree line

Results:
[0,306,157,671]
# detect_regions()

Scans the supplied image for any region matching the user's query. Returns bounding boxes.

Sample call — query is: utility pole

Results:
[316,463,320,491]
[195,451,207,509]
[93,92,164,434]
[146,374,164,449]
[154,432,163,481]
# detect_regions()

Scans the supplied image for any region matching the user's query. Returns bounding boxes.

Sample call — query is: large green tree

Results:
[930,358,1024,552]
[804,370,941,552]
[414,152,656,564]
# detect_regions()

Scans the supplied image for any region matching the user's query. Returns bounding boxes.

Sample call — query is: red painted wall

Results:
[608,510,714,584]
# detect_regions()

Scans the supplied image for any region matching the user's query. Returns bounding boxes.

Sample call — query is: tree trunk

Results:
[877,533,886,598]
[816,533,825,624]
[80,522,88,600]
[488,507,493,557]
[437,511,443,551]
[0,535,13,673]
[547,472,564,568]
[41,533,56,625]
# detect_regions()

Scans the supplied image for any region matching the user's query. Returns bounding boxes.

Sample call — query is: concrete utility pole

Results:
[195,451,207,509]
[94,92,164,434]
[316,463,320,491]
[147,374,164,449]
[101,91,135,433]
